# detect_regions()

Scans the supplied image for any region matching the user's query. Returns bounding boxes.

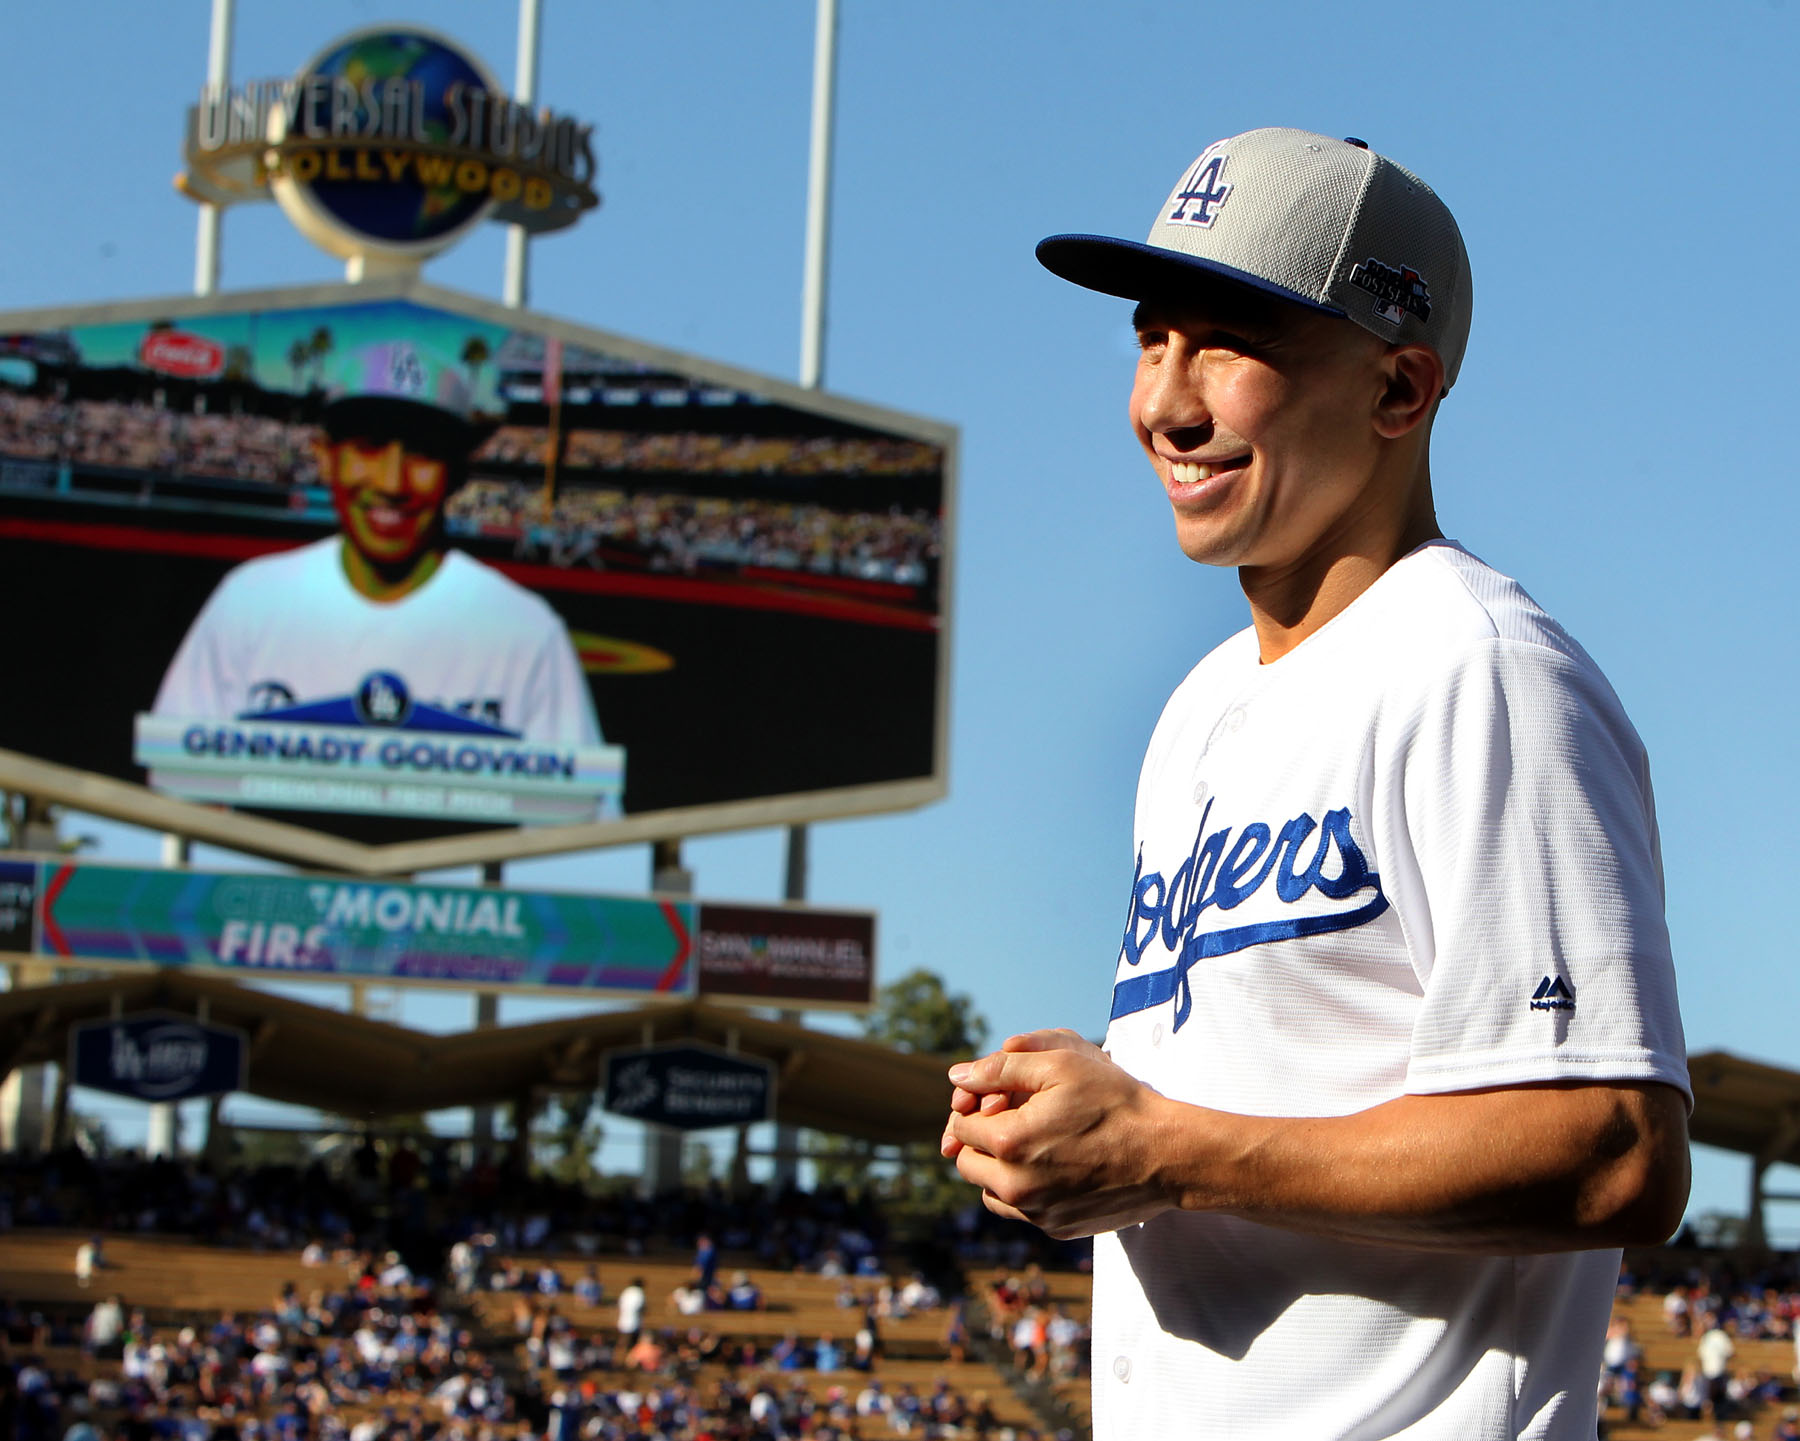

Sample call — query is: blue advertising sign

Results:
[0,859,33,953]
[603,1043,774,1131]
[69,1012,248,1102]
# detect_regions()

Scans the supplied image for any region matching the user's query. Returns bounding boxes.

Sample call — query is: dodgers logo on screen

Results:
[1112,797,1388,1030]
[354,671,414,727]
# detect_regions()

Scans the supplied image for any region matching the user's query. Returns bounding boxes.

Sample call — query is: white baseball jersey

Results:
[155,536,601,745]
[1095,541,1687,1441]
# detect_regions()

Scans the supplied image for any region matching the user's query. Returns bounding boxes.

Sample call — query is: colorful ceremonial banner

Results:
[13,859,875,1005]
[30,859,692,993]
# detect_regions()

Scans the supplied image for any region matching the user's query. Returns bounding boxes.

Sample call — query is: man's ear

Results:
[1373,345,1444,439]
[310,433,334,479]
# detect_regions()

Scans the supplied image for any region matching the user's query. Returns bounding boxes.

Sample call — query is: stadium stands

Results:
[0,1156,1068,1441]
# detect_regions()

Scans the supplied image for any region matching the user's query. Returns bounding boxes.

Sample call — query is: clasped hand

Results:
[940,1028,1175,1239]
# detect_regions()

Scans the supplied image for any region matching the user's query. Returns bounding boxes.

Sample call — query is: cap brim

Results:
[321,395,474,457]
[1036,234,1345,317]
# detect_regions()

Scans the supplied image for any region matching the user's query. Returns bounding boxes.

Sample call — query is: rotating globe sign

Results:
[178,24,599,266]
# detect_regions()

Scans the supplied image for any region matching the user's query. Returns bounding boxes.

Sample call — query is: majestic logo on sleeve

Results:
[1530,975,1575,1012]
[1348,257,1432,326]
[1112,798,1388,1030]
[1166,148,1233,228]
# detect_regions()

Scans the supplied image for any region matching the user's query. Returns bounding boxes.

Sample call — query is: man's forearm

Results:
[1143,1080,1691,1254]
[945,1035,1691,1252]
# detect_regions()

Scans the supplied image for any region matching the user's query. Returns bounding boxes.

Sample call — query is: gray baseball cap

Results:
[321,339,476,456]
[1038,127,1473,389]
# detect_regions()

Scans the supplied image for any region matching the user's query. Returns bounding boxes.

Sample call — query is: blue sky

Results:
[3,1,1796,1230]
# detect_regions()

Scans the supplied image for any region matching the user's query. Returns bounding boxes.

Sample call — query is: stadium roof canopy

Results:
[1687,1049,1800,1164]
[0,970,950,1146]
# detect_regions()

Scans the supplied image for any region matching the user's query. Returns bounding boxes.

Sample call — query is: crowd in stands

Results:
[0,396,935,495]
[0,1148,1080,1441]
[453,481,940,590]
[475,428,938,481]
[0,394,316,489]
[3,1259,509,1441]
[0,392,940,592]
[980,1276,1085,1390]
[1592,1255,1800,1436]
[0,1148,908,1281]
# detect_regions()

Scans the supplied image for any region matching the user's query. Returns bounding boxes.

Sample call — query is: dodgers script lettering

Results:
[1112,799,1388,1028]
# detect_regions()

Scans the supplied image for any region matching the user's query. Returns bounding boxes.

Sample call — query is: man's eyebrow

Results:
[1131,302,1150,332]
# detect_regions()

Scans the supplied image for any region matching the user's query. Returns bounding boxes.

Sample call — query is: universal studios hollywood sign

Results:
[178,25,599,263]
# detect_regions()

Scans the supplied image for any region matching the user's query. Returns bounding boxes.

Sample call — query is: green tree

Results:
[537,1089,606,1187]
[683,1137,717,1187]
[812,968,988,1206]
[863,968,989,1057]
[307,326,334,389]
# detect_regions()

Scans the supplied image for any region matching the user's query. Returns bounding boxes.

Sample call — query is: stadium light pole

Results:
[193,0,234,299]
[771,0,841,1190]
[472,0,546,1163]
[502,0,542,309]
[798,0,837,394]
[143,0,238,1165]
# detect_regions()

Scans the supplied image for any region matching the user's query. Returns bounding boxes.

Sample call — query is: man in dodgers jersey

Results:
[941,129,1690,1439]
[155,339,600,748]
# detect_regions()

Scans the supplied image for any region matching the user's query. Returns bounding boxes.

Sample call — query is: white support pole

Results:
[471,861,506,1152]
[503,0,543,309]
[776,0,839,1191]
[643,841,689,1195]
[194,0,235,298]
[798,0,839,391]
[147,832,192,1158]
[169,5,231,1063]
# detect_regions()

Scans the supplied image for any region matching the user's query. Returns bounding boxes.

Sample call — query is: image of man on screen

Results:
[153,338,602,748]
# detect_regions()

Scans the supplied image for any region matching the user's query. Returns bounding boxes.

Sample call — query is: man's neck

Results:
[339,539,444,603]
[1241,473,1442,663]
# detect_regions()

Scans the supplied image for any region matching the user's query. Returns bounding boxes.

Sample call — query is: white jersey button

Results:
[1112,1355,1132,1383]
[1151,1022,1164,1047]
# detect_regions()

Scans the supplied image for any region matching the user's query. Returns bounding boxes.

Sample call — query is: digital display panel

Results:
[0,282,952,846]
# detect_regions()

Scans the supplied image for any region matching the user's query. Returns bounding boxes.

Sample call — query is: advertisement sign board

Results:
[0,280,954,867]
[602,1042,774,1130]
[177,25,599,261]
[696,903,875,1007]
[69,1011,248,1102]
[9,858,875,1004]
[0,860,34,953]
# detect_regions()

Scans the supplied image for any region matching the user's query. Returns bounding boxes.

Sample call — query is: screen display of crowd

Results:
[0,291,949,840]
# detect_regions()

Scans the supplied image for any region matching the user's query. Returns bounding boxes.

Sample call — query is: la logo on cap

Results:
[1167,147,1232,229]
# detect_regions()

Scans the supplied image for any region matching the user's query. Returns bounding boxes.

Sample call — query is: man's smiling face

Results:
[1129,286,1397,573]
[320,433,451,570]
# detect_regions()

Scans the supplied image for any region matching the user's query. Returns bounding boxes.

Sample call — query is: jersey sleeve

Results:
[517,608,603,746]
[152,574,245,718]
[1380,637,1690,1103]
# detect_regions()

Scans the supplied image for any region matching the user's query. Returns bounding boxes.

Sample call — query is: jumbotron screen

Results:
[0,284,952,843]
